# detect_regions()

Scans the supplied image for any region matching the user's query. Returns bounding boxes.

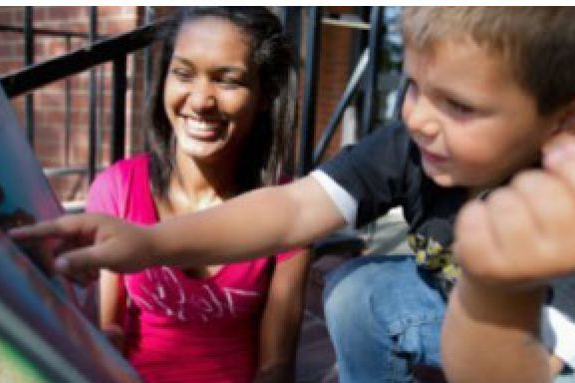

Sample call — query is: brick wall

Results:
[314,7,357,163]
[0,6,356,205]
[0,6,144,204]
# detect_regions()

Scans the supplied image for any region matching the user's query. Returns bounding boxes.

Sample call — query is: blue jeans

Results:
[323,255,445,383]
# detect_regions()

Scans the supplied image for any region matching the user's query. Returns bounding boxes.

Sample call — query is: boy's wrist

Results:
[457,272,546,325]
[143,225,163,268]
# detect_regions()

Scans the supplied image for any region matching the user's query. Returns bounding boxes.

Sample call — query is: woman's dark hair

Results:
[147,6,294,196]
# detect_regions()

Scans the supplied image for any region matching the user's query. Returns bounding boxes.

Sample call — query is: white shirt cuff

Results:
[310,170,358,227]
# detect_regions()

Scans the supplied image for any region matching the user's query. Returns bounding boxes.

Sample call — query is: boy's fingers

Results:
[543,134,575,169]
[54,246,102,279]
[454,200,501,279]
[9,215,90,239]
[483,188,534,256]
[9,220,64,240]
[547,159,575,201]
[511,171,575,240]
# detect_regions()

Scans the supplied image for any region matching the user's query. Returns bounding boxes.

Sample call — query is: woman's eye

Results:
[170,68,192,81]
[218,77,244,87]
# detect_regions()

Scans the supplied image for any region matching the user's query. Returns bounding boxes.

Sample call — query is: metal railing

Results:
[0,6,395,218]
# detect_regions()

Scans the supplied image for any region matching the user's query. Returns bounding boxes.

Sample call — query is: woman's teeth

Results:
[186,119,220,131]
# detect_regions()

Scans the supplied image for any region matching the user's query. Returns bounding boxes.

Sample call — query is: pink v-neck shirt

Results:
[87,154,297,383]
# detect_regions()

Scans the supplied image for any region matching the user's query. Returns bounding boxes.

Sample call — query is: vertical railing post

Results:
[143,6,154,100]
[111,55,127,163]
[279,6,301,176]
[88,6,98,182]
[143,6,155,151]
[64,36,72,166]
[24,6,34,147]
[360,6,383,137]
[297,6,321,176]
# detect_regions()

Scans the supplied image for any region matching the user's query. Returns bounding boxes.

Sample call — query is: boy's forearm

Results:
[147,177,345,267]
[443,275,550,383]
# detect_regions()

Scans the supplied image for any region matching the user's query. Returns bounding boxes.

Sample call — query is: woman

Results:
[88,7,308,383]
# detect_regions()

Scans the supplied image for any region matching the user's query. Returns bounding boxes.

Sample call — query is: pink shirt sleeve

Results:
[276,249,304,263]
[85,166,121,216]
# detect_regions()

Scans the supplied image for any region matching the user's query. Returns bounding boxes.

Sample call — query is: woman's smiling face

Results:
[163,16,263,165]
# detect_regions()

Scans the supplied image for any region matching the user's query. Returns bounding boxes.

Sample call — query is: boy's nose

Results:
[402,94,440,139]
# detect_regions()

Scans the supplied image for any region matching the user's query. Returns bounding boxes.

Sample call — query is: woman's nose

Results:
[186,79,217,112]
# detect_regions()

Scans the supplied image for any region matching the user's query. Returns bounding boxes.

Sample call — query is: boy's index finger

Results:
[55,241,117,277]
[8,219,65,240]
[8,214,96,240]
[454,200,504,283]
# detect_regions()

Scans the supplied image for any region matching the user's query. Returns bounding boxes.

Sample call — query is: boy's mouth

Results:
[420,147,448,164]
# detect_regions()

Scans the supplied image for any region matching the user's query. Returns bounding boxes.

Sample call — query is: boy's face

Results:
[402,38,556,192]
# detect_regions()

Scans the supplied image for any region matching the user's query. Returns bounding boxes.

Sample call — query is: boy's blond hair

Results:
[402,7,575,115]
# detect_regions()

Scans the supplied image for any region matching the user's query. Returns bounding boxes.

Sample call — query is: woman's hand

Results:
[9,213,157,283]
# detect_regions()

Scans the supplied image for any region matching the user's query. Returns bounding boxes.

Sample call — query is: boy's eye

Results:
[404,78,419,101]
[405,77,418,93]
[445,98,474,116]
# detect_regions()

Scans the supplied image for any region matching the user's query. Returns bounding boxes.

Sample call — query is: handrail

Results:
[0,19,167,99]
[0,24,107,39]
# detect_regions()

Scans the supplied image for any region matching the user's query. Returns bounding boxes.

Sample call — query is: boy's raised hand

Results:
[9,213,156,284]
[454,136,575,288]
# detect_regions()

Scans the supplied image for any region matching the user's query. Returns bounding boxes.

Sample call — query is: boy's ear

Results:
[542,101,575,154]
[556,100,575,134]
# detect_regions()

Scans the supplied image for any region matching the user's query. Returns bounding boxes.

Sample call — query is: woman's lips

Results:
[183,117,223,139]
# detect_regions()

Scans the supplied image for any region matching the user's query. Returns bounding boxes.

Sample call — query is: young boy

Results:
[12,7,575,382]
[443,137,575,383]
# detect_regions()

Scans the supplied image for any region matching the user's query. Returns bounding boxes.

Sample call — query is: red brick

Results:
[47,6,85,21]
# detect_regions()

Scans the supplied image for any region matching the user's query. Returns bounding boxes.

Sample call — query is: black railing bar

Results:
[313,48,368,165]
[144,6,154,100]
[280,6,301,176]
[0,24,108,39]
[88,6,97,183]
[391,75,408,121]
[111,55,127,163]
[297,6,321,176]
[143,7,155,152]
[321,18,370,30]
[360,6,383,137]
[0,19,167,99]
[24,7,34,146]
[97,65,106,165]
[64,37,72,166]
[44,165,105,177]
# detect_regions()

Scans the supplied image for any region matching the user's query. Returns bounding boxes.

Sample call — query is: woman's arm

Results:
[253,249,311,383]
[99,269,127,352]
